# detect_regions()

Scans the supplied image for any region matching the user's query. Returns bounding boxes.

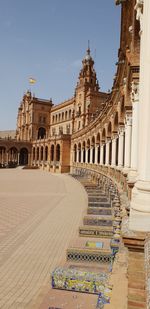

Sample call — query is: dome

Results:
[84,48,92,61]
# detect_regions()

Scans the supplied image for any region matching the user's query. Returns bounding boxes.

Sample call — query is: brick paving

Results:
[0,169,88,309]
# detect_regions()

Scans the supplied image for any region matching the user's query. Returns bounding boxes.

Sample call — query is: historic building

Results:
[5,47,108,173]
[1,0,150,306]
[0,0,146,213]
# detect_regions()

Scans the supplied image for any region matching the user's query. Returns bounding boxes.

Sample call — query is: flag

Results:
[29,77,36,84]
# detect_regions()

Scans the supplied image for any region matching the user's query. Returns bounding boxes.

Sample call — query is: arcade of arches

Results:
[0,143,30,167]
[0,3,150,234]
[1,0,150,306]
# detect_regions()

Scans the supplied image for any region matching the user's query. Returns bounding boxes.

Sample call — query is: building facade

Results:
[1,0,150,306]
[0,0,150,227]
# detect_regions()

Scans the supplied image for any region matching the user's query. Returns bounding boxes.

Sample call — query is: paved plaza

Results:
[0,169,88,308]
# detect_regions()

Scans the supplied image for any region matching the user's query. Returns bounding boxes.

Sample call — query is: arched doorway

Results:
[45,146,48,161]
[19,148,28,165]
[74,144,77,162]
[56,144,60,162]
[8,147,18,166]
[0,146,6,166]
[51,145,54,161]
[38,127,46,139]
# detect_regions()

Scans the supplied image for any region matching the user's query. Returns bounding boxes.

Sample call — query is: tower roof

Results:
[84,47,92,61]
[82,46,94,66]
[76,47,99,91]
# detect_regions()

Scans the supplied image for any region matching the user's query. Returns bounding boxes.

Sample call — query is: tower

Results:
[74,47,105,132]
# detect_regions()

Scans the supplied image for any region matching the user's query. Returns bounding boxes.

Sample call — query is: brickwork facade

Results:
[0,0,140,182]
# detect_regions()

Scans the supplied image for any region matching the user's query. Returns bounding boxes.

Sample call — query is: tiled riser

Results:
[88,197,108,203]
[87,208,112,215]
[67,252,112,263]
[88,202,111,208]
[83,218,112,226]
[79,228,113,238]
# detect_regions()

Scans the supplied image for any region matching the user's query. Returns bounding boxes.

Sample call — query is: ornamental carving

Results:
[131,81,139,103]
[134,0,144,34]
[125,113,132,126]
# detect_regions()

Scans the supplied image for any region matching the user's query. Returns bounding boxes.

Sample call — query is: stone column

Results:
[43,146,46,163]
[95,145,98,164]
[105,140,110,165]
[6,152,9,164]
[111,136,116,166]
[130,81,139,170]
[130,0,150,230]
[81,148,83,164]
[35,146,37,165]
[85,148,88,164]
[70,147,73,166]
[100,144,104,165]
[76,148,79,163]
[118,127,124,167]
[90,147,93,164]
[124,113,132,168]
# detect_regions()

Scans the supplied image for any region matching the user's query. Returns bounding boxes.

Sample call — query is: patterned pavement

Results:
[0,169,88,309]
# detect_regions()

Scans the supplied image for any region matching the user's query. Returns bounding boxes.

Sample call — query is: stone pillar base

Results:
[131,180,150,212]
[127,169,138,183]
[129,208,150,232]
[130,180,150,231]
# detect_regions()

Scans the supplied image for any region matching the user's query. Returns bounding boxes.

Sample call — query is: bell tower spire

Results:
[87,39,90,55]
[73,47,101,132]
[76,46,99,92]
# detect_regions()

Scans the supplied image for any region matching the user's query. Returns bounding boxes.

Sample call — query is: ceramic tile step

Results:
[84,183,98,186]
[87,195,107,199]
[87,207,112,215]
[128,288,146,302]
[86,187,102,189]
[84,186,98,190]
[51,265,111,295]
[67,236,111,250]
[87,192,106,197]
[79,225,113,238]
[64,261,109,273]
[66,247,112,264]
[86,190,103,194]
[88,202,111,208]
[88,197,108,203]
[83,215,113,226]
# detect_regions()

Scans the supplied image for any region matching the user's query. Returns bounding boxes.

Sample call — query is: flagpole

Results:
[28,77,36,96]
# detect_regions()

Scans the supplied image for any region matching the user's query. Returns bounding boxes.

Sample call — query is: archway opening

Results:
[51,145,54,161]
[56,144,60,161]
[74,145,77,162]
[45,146,48,161]
[0,147,6,167]
[19,148,28,165]
[38,127,46,139]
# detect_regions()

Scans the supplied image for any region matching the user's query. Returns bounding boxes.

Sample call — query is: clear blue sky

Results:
[0,0,121,130]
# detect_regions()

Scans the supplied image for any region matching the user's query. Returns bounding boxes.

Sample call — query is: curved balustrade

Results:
[71,162,132,201]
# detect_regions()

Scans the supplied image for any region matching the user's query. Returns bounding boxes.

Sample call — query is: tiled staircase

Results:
[51,173,122,307]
